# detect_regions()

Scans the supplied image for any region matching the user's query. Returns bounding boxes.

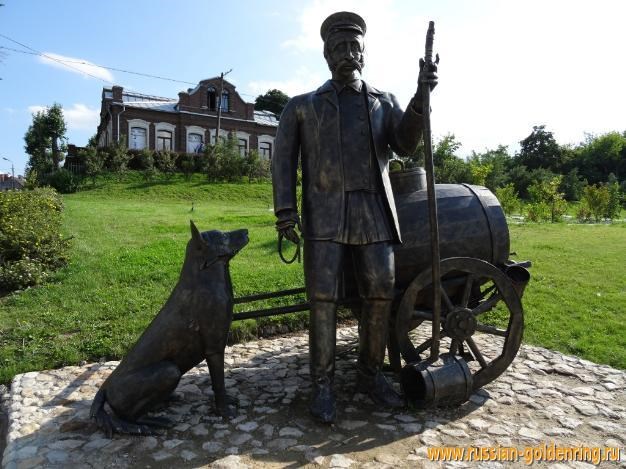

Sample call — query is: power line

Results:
[0,35,261,98]
[0,33,115,84]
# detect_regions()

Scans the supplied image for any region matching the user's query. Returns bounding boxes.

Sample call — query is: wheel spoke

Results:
[466,337,488,368]
[440,286,454,312]
[449,338,459,355]
[414,338,433,355]
[475,323,508,337]
[411,309,432,321]
[461,274,474,307]
[472,292,502,316]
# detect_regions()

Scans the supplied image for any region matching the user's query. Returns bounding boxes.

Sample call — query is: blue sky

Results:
[1,0,625,176]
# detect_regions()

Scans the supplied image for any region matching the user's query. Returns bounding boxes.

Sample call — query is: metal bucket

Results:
[401,353,473,408]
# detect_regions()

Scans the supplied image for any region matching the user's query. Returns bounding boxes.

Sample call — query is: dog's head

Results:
[187,221,249,271]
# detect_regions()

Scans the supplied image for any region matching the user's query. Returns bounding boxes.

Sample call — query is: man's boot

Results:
[309,301,337,423]
[357,299,404,408]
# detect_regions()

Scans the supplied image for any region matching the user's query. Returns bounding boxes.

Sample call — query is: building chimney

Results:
[112,86,123,101]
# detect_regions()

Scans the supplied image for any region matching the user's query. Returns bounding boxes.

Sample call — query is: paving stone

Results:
[3,325,626,469]
[210,455,249,469]
[329,453,356,468]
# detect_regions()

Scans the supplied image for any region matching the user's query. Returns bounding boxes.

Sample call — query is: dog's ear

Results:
[190,220,204,247]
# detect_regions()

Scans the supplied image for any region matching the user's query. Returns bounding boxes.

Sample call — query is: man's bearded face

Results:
[324,31,365,79]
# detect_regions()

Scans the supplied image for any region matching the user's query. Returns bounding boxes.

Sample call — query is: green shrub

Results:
[0,258,48,291]
[44,168,80,194]
[528,176,567,222]
[136,149,155,170]
[0,188,70,292]
[581,184,610,222]
[576,202,593,223]
[495,183,520,216]
[79,146,105,185]
[154,150,176,177]
[526,202,551,222]
[605,179,621,220]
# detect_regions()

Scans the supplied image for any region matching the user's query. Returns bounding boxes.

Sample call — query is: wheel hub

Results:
[444,307,477,341]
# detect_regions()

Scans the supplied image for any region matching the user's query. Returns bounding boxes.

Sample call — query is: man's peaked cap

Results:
[320,11,366,41]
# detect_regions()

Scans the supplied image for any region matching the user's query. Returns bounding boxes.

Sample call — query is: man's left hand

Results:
[418,56,439,92]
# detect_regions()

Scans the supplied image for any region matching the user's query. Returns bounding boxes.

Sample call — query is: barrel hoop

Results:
[462,184,494,264]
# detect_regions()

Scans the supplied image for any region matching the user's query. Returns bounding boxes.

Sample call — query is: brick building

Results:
[96,77,278,160]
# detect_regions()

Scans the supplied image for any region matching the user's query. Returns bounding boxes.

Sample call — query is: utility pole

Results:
[215,69,232,146]
[2,157,14,190]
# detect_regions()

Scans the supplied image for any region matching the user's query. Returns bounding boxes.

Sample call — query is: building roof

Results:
[253,110,279,127]
[123,101,178,112]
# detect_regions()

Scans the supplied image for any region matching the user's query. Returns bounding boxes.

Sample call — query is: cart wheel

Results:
[394,257,524,390]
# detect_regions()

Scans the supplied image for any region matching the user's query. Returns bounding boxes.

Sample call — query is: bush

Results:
[136,149,155,170]
[79,146,105,185]
[528,176,567,222]
[0,188,70,292]
[605,178,621,220]
[154,150,176,177]
[106,137,130,173]
[495,183,520,216]
[526,202,551,222]
[581,184,610,222]
[576,202,593,223]
[45,168,80,194]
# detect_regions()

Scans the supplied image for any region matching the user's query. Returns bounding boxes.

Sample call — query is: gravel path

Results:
[2,325,625,468]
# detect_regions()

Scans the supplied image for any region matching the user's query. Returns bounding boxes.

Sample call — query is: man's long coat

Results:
[272,80,423,242]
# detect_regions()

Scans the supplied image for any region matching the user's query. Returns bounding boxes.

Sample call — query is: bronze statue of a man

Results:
[272,11,437,423]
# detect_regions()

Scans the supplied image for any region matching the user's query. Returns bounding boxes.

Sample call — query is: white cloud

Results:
[27,104,100,131]
[27,105,47,115]
[64,103,100,131]
[38,52,114,82]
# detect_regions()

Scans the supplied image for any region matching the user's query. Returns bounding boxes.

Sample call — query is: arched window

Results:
[188,133,204,153]
[157,130,173,151]
[207,87,217,111]
[220,91,230,112]
[238,138,247,156]
[130,127,147,150]
[259,141,272,160]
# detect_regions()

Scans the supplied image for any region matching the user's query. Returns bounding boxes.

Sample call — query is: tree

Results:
[517,125,563,172]
[254,89,290,117]
[527,175,567,222]
[576,132,626,185]
[24,103,67,183]
[432,134,472,183]
[469,145,512,190]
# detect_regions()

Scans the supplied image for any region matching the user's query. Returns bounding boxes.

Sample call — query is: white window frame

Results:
[209,128,229,145]
[127,119,150,150]
[236,131,250,156]
[155,122,176,151]
[185,125,206,153]
[257,134,275,160]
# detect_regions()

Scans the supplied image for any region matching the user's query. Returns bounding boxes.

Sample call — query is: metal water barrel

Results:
[390,170,510,291]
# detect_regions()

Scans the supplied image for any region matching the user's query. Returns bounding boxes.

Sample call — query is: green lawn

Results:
[0,174,624,383]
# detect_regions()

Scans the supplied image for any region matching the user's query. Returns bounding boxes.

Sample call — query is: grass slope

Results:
[1,174,624,383]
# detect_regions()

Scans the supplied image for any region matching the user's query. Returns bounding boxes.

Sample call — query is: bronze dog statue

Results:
[90,222,249,436]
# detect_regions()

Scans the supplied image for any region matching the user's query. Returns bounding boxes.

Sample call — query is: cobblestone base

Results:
[2,326,625,468]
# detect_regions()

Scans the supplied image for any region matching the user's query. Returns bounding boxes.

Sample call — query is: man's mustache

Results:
[334,59,363,72]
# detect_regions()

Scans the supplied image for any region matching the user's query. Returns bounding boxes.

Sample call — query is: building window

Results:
[207,87,216,111]
[238,138,247,156]
[259,141,272,160]
[130,127,147,150]
[220,91,229,111]
[157,130,173,151]
[188,133,204,153]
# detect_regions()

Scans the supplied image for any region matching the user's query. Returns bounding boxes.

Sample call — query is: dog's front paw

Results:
[216,404,238,420]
